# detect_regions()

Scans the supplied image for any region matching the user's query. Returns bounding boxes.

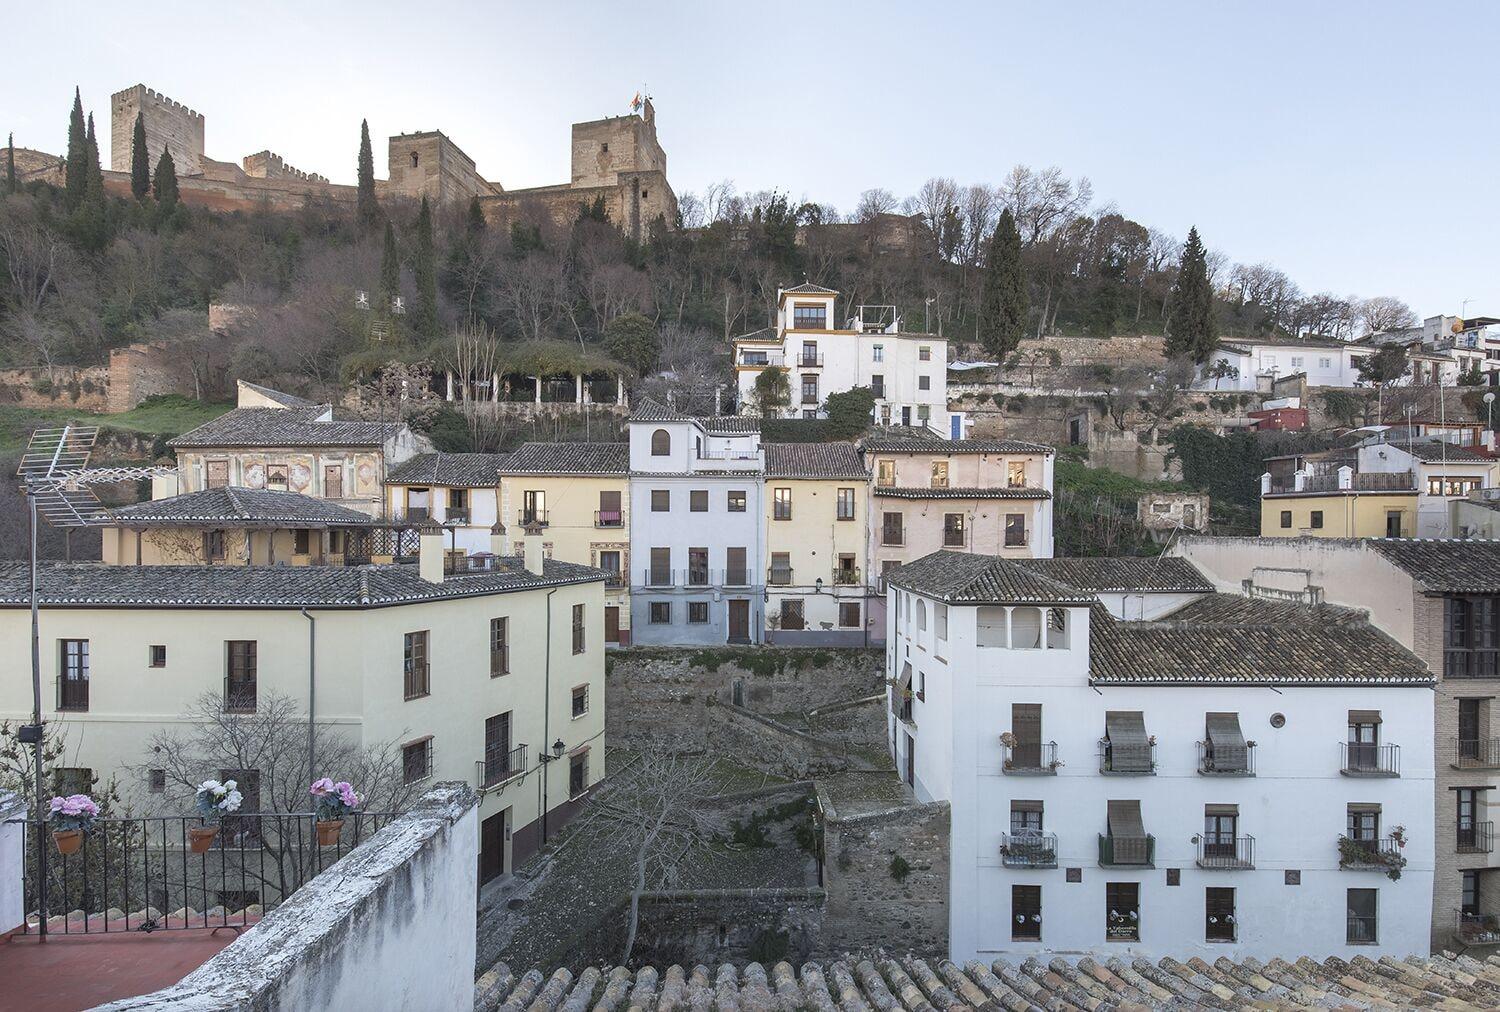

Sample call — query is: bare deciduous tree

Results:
[1359,295,1416,335]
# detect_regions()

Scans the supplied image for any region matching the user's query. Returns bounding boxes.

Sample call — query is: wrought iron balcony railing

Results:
[1197,740,1256,776]
[1459,821,1495,854]
[1000,832,1057,868]
[1451,737,1500,769]
[1196,834,1255,870]
[1340,742,1400,777]
[1098,739,1156,775]
[594,510,624,528]
[477,743,528,791]
[1002,740,1059,775]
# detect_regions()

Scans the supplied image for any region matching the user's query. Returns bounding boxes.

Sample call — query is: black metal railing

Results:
[477,743,528,790]
[1458,910,1500,944]
[56,677,89,712]
[644,568,674,588]
[797,353,825,368]
[1340,742,1400,777]
[1002,740,1059,774]
[17,812,392,936]
[517,510,550,527]
[444,508,470,525]
[603,572,626,589]
[1197,834,1255,869]
[595,510,623,528]
[768,567,793,586]
[832,566,861,586]
[801,392,819,404]
[1452,737,1500,768]
[1000,832,1057,868]
[1099,738,1156,774]
[1098,834,1154,867]
[1459,821,1495,854]
[1197,740,1256,775]
[1339,835,1403,869]
[1347,914,1378,944]
[687,566,711,587]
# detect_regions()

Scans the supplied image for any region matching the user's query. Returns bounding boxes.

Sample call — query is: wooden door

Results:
[480,809,508,884]
[604,606,620,643]
[728,599,749,643]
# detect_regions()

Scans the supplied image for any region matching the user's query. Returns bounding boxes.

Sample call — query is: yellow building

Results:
[0,529,604,884]
[762,443,871,645]
[500,443,631,645]
[1260,489,1418,538]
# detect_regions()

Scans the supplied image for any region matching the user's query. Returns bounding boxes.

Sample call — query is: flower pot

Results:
[189,826,219,854]
[316,819,344,846]
[53,829,83,855]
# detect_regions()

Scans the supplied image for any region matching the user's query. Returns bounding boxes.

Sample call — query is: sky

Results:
[7,1,1497,318]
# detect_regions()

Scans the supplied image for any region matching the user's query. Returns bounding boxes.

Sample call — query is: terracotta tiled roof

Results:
[861,435,1055,455]
[764,443,867,479]
[629,398,693,422]
[781,282,838,295]
[168,407,402,449]
[108,488,371,527]
[474,952,1500,1011]
[1370,538,1500,594]
[1164,592,1368,626]
[502,442,629,475]
[387,453,510,487]
[1019,557,1213,594]
[698,416,761,434]
[874,486,1051,500]
[1385,439,1495,463]
[887,550,1094,605]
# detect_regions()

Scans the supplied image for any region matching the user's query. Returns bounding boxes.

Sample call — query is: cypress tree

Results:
[1165,227,1218,363]
[977,207,1028,359]
[466,196,486,237]
[412,196,438,338]
[5,133,15,195]
[84,113,104,194]
[379,220,400,309]
[356,119,381,232]
[130,112,150,199]
[64,87,88,210]
[153,148,179,210]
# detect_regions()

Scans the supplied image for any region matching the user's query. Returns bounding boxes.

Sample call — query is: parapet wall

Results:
[242,150,330,183]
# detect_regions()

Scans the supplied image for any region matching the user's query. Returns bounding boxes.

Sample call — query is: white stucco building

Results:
[385,453,508,553]
[1196,337,1358,391]
[627,400,766,645]
[887,550,1436,963]
[733,284,961,436]
[1356,438,1499,538]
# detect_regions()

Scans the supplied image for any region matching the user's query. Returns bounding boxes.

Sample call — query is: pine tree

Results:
[64,87,88,210]
[977,207,1028,359]
[153,148,179,210]
[130,112,150,199]
[379,220,400,309]
[356,119,381,232]
[5,133,15,195]
[412,196,438,338]
[1165,227,1217,363]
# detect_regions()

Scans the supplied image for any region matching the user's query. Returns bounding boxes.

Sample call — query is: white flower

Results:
[222,790,243,812]
[200,779,222,793]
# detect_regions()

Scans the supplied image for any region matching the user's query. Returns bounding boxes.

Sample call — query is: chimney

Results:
[418,523,445,583]
[522,520,545,576]
[490,520,509,559]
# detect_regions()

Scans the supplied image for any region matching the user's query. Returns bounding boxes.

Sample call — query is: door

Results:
[1012,704,1042,769]
[1204,812,1237,859]
[479,809,510,884]
[522,490,546,526]
[903,731,916,787]
[1386,510,1402,538]
[728,599,749,643]
[901,406,911,426]
[1459,699,1482,763]
[604,605,620,644]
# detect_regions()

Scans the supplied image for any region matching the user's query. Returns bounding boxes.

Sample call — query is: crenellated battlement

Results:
[242,150,330,184]
[111,84,203,123]
[110,83,205,174]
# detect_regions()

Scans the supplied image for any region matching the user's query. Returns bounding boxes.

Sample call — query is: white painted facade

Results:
[386,483,499,554]
[1357,442,1498,538]
[887,585,1436,963]
[1197,341,1359,391]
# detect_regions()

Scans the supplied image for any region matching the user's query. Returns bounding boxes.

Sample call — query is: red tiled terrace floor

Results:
[0,926,241,1011]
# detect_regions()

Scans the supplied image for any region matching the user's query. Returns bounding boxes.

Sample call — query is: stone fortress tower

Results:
[111,84,205,176]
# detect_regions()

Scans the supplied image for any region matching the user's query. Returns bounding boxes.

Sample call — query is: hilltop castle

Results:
[15,83,677,238]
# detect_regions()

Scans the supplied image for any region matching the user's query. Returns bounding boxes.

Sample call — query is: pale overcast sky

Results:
[8,1,1496,318]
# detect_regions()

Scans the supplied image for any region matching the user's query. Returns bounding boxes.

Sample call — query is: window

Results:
[727,490,746,512]
[917,405,930,423]
[1004,514,1026,547]
[774,487,792,520]
[402,737,433,785]
[1310,510,1324,529]
[650,601,672,624]
[1446,597,1500,678]
[1007,461,1026,488]
[882,511,904,545]
[839,602,860,627]
[597,490,622,527]
[918,346,932,362]
[1347,888,1377,944]
[688,547,708,586]
[793,304,827,330]
[837,488,856,520]
[403,631,430,700]
[1105,882,1140,941]
[1280,510,1292,529]
[943,513,966,547]
[294,529,311,555]
[57,639,89,712]
[448,487,468,517]
[649,547,671,586]
[225,640,257,713]
[1459,788,1483,850]
[801,341,819,366]
[1429,476,1484,497]
[871,373,885,399]
[1347,711,1380,771]
[876,460,895,487]
[651,490,669,512]
[522,489,546,525]
[931,461,949,488]
[572,603,585,655]
[569,750,589,797]
[205,460,229,489]
[1290,356,1304,368]
[1206,888,1236,942]
[1385,510,1403,537]
[1010,799,1043,835]
[770,552,792,585]
[1347,804,1380,844]
[688,601,709,624]
[266,464,289,490]
[1012,885,1042,941]
[872,344,884,363]
[690,490,708,513]
[490,618,509,676]
[482,712,513,785]
[650,429,671,456]
[324,464,343,499]
[918,375,931,391]
[1204,805,1239,861]
[1319,357,1332,369]
[780,599,805,630]
[410,151,420,168]
[148,768,166,793]
[572,684,589,718]
[801,375,818,404]
[205,530,226,561]
[726,547,748,585]
[149,644,167,668]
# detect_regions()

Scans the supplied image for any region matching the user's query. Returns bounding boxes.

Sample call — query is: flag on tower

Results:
[631,92,643,113]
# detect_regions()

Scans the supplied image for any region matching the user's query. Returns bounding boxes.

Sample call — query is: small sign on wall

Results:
[1285,869,1301,885]
[1166,868,1180,886]
[1066,867,1082,883]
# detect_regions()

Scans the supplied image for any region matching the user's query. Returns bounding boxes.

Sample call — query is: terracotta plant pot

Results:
[53,829,83,855]
[189,826,219,854]
[316,819,344,846]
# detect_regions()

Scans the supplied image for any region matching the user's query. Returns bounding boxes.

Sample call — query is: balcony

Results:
[1459,821,1495,854]
[1001,740,1059,775]
[797,353,825,368]
[687,566,711,588]
[1098,834,1155,867]
[1452,738,1500,769]
[476,743,527,791]
[724,569,751,588]
[643,568,675,589]
[56,677,89,712]
[445,508,471,525]
[1338,835,1407,874]
[602,571,626,589]
[403,506,431,522]
[1340,742,1400,777]
[1000,832,1057,868]
[768,567,793,587]
[517,510,549,528]
[1458,910,1500,945]
[832,566,861,586]
[594,509,623,529]
[1196,834,1255,870]
[1098,739,1156,775]
[1197,740,1256,776]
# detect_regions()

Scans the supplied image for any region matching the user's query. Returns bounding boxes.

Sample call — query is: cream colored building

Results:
[500,443,631,645]
[762,443,871,645]
[385,452,509,554]
[0,530,604,883]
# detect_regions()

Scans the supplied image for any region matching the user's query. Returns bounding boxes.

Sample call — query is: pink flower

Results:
[49,796,65,812]
[309,777,335,796]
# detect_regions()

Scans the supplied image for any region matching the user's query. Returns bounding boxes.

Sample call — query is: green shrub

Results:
[889,854,912,883]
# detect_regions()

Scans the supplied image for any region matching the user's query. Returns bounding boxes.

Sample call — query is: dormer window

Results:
[410,152,420,168]
[651,429,671,456]
[793,304,827,330]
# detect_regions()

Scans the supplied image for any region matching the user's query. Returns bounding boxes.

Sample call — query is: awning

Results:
[1105,711,1151,772]
[1107,800,1145,837]
[1205,803,1239,816]
[891,662,913,717]
[1349,710,1382,725]
[1012,799,1043,813]
[1349,801,1382,813]
[1205,712,1248,769]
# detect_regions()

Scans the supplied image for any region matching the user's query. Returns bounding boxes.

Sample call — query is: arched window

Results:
[651,429,671,456]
